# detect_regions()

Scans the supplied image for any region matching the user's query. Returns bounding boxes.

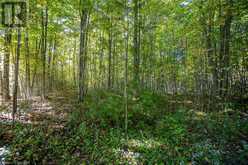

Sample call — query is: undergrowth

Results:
[1,90,247,164]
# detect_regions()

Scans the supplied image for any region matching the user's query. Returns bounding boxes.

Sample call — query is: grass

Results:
[0,90,248,164]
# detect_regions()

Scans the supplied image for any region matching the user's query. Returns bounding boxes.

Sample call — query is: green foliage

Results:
[4,123,85,164]
[132,91,166,126]
[2,91,247,164]
[155,110,187,143]
[66,91,248,164]
[84,90,123,127]
[0,0,247,163]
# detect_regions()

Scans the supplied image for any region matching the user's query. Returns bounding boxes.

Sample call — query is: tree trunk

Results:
[41,7,48,99]
[133,0,140,90]
[112,40,116,89]
[3,29,12,101]
[12,28,21,124]
[219,0,233,98]
[98,31,104,89]
[25,29,31,99]
[79,9,89,102]
[0,70,3,102]
[51,36,57,89]
[108,19,113,89]
[73,38,77,87]
[124,0,129,141]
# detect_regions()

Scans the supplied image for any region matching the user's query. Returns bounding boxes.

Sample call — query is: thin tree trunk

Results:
[219,0,233,99]
[31,37,41,93]
[108,19,113,89]
[79,9,89,102]
[12,28,21,124]
[133,0,140,91]
[99,31,104,89]
[0,70,3,103]
[112,40,116,89]
[51,36,57,89]
[3,29,12,101]
[41,7,48,99]
[124,0,129,141]
[73,38,77,87]
[25,29,31,99]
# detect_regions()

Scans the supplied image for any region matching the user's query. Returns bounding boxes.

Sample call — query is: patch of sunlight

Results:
[113,138,163,164]
[113,148,141,165]
[0,146,9,164]
[41,102,51,107]
[195,111,207,117]
[184,100,193,104]
[191,111,207,120]
[192,139,222,165]
[223,108,234,113]
[128,139,162,149]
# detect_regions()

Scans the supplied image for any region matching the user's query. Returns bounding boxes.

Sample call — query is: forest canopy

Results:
[0,0,247,164]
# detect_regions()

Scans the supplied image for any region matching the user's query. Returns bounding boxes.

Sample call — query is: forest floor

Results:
[0,94,72,127]
[0,90,248,164]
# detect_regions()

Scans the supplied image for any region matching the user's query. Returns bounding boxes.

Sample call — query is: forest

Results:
[0,0,247,164]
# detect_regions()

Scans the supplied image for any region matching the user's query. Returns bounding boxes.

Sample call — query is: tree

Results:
[133,0,140,91]
[218,0,233,98]
[3,28,12,101]
[78,0,91,102]
[12,28,22,123]
[41,6,49,99]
